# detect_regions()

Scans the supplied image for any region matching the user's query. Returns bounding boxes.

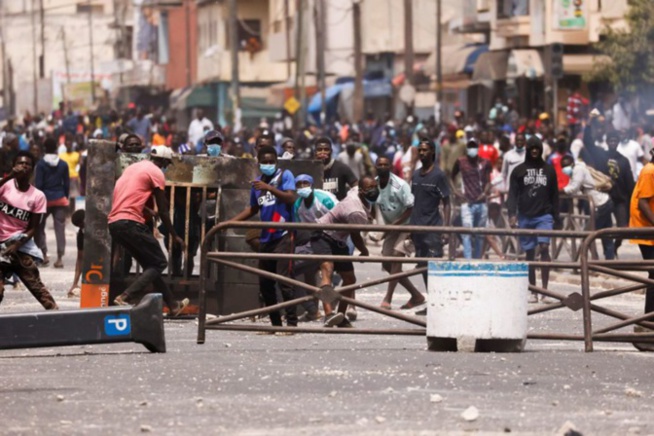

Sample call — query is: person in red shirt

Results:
[478,130,499,166]
[547,137,571,191]
[108,146,189,315]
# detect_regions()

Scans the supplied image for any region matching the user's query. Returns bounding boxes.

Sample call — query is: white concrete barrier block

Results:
[427,262,529,348]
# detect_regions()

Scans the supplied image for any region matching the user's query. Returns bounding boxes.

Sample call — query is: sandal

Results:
[400,298,426,310]
[380,302,392,310]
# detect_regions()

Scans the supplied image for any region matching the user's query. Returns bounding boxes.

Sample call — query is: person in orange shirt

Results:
[629,150,654,351]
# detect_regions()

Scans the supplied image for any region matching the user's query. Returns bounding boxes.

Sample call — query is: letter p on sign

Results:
[104,314,131,336]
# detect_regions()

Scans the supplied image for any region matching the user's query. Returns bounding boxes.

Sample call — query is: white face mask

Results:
[297,187,312,198]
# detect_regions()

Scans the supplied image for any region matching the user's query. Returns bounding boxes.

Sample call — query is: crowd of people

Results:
[1,92,654,342]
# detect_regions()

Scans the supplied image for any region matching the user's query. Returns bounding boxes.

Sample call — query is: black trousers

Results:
[109,220,176,310]
[259,233,298,326]
[638,245,654,315]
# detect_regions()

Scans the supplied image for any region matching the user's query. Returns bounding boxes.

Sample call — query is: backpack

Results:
[587,166,613,192]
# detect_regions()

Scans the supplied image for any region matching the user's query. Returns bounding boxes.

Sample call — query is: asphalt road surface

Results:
[1,221,653,435]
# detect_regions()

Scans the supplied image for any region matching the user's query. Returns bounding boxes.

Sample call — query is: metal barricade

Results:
[196,222,654,352]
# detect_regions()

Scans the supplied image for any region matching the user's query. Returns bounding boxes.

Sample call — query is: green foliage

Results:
[586,0,654,92]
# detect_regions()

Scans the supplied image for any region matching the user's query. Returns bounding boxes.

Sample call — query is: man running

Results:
[0,151,58,310]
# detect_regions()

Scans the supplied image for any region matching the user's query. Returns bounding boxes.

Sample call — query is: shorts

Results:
[382,231,411,256]
[411,232,443,259]
[518,214,553,251]
[310,232,353,273]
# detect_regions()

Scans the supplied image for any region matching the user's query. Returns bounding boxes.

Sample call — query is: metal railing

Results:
[194,221,654,351]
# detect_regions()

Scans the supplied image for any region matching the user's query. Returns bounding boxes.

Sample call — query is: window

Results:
[76,3,104,14]
[497,0,529,19]
[238,19,262,52]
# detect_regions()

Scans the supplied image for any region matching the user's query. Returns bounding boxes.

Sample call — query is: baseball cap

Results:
[204,129,224,145]
[455,130,465,139]
[150,145,173,160]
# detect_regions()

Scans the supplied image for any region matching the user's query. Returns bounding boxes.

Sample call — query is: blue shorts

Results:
[518,214,553,251]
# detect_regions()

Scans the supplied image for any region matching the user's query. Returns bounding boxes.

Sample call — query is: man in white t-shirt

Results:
[0,151,58,310]
[375,156,425,310]
[618,130,645,181]
[187,109,214,146]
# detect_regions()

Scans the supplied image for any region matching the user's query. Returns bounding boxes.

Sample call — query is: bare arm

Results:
[3,212,41,256]
[391,207,413,226]
[638,198,654,226]
[350,231,369,256]
[153,188,185,249]
[229,205,259,222]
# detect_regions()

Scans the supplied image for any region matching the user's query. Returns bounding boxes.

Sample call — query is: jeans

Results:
[637,245,654,314]
[34,205,67,258]
[108,220,177,310]
[259,233,298,326]
[595,200,615,260]
[461,202,488,259]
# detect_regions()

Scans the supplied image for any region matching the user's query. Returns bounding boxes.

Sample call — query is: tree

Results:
[587,0,654,93]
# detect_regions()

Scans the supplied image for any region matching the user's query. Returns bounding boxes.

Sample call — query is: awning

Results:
[563,54,611,75]
[507,49,544,79]
[308,83,353,113]
[423,44,488,77]
[472,51,509,83]
[170,85,215,110]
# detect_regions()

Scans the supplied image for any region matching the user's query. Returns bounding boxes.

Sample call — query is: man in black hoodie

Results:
[508,136,560,302]
[605,131,635,255]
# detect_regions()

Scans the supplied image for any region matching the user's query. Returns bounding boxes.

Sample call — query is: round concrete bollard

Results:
[426,262,529,352]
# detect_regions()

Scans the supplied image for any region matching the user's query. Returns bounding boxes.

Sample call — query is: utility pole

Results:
[184,0,191,87]
[295,0,306,125]
[229,0,241,131]
[39,0,44,78]
[0,2,9,114]
[314,0,326,124]
[31,0,38,113]
[60,27,71,84]
[435,0,442,126]
[87,0,96,105]
[284,0,291,80]
[352,0,363,123]
[403,0,414,115]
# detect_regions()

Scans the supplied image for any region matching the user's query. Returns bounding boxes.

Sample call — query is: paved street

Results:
[1,222,653,435]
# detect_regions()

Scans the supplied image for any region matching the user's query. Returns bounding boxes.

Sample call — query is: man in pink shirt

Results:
[108,146,188,315]
[0,151,58,310]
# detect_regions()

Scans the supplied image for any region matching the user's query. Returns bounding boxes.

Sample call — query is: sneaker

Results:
[298,311,322,322]
[323,312,345,328]
[113,294,132,306]
[346,307,357,321]
[337,318,353,328]
[415,307,427,316]
[170,298,190,317]
[528,293,539,304]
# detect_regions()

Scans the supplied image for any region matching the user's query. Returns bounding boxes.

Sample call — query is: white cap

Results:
[150,145,173,161]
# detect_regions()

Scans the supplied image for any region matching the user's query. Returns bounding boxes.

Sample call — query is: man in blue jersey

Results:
[228,146,298,329]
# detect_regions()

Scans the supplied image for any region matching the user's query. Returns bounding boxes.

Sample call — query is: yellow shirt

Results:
[59,151,80,178]
[630,162,654,246]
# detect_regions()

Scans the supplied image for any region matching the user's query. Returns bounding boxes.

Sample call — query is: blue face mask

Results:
[562,166,573,176]
[260,164,277,176]
[207,144,221,156]
[467,148,479,158]
[297,187,312,198]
